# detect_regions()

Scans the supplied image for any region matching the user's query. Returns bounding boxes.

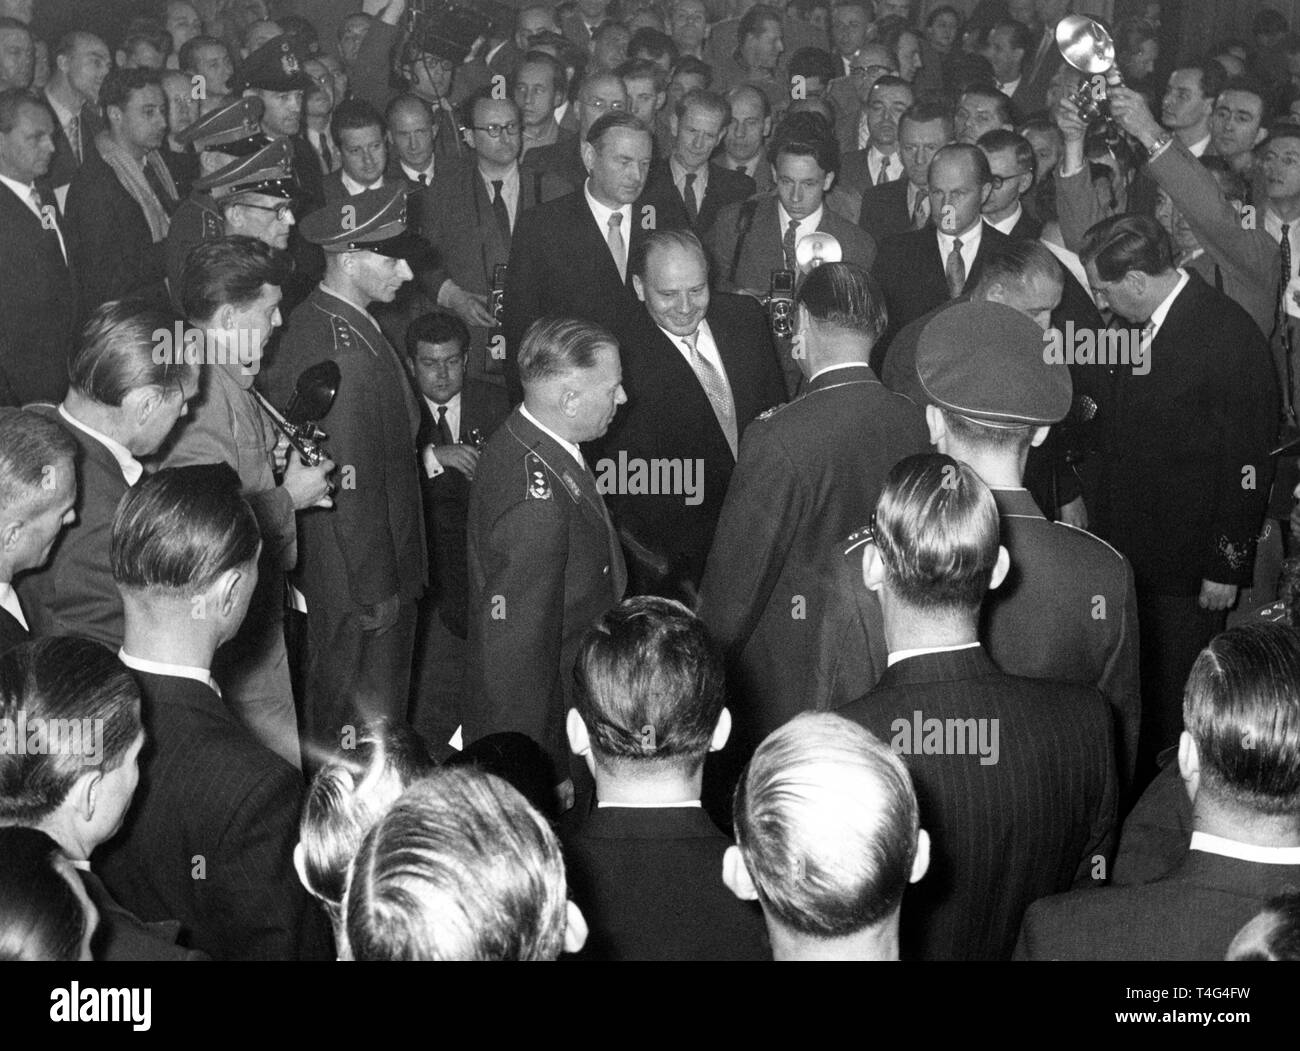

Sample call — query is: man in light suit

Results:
[465,318,628,814]
[561,596,769,961]
[1017,623,1300,961]
[0,409,76,654]
[596,229,786,598]
[503,111,689,403]
[17,302,198,649]
[840,453,1117,961]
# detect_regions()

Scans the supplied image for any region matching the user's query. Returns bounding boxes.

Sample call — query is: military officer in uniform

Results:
[266,186,427,764]
[816,303,1142,793]
[465,317,628,813]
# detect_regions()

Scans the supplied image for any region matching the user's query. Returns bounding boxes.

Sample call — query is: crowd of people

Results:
[1,0,1300,962]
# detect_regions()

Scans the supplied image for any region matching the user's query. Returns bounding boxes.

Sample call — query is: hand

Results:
[442,282,497,328]
[359,594,400,633]
[432,443,479,481]
[1198,579,1239,611]
[554,778,575,814]
[1058,495,1089,530]
[1105,85,1164,147]
[282,450,335,510]
[1055,93,1088,144]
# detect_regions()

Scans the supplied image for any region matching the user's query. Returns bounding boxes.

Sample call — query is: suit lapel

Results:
[572,193,628,290]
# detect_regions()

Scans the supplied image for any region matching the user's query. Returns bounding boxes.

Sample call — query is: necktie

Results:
[783,218,799,271]
[911,192,930,230]
[491,178,511,239]
[684,330,738,458]
[876,157,889,186]
[319,134,334,173]
[607,211,626,282]
[1280,224,1293,323]
[66,114,81,164]
[683,172,699,224]
[945,237,966,298]
[436,404,454,445]
[418,172,429,186]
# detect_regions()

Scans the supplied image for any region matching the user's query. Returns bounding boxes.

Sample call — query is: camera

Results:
[489,263,507,328]
[768,269,795,339]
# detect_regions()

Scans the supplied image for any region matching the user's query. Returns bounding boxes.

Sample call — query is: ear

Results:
[1029,423,1050,448]
[722,845,760,901]
[69,768,100,824]
[215,564,245,619]
[580,139,597,174]
[821,169,834,192]
[910,828,931,884]
[862,542,886,591]
[987,544,1011,591]
[0,519,21,553]
[460,123,474,149]
[217,303,237,332]
[1178,729,1200,802]
[925,403,946,447]
[709,707,732,753]
[562,899,589,954]
[1253,126,1268,147]
[115,49,128,67]
[1017,171,1032,196]
[632,273,646,303]
[669,112,679,138]
[979,181,993,206]
[566,707,590,758]
[123,385,161,426]
[560,386,580,418]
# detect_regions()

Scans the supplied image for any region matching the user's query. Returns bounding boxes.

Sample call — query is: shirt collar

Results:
[118,648,220,695]
[0,172,35,202]
[58,405,142,486]
[809,361,871,381]
[777,201,823,233]
[669,155,707,189]
[1188,133,1212,157]
[45,90,74,126]
[424,391,461,414]
[1189,831,1300,865]
[887,641,981,667]
[937,220,982,253]
[1148,268,1189,333]
[341,170,384,196]
[520,404,585,469]
[319,282,374,320]
[596,800,702,808]
[985,203,1022,236]
[401,159,436,183]
[583,182,632,232]
[0,582,27,631]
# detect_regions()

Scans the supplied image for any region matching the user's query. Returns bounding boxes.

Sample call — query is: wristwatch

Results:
[1147,132,1174,159]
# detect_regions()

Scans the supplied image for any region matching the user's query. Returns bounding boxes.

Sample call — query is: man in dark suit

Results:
[1075,215,1278,781]
[640,89,755,235]
[0,409,76,653]
[1014,0,1071,120]
[716,85,774,193]
[724,711,931,960]
[515,50,573,161]
[504,111,688,403]
[828,42,897,157]
[872,142,1011,367]
[1017,622,1300,960]
[421,92,542,389]
[698,263,928,779]
[522,70,626,201]
[64,68,178,311]
[405,311,510,756]
[978,128,1043,240]
[858,98,952,247]
[839,453,1117,961]
[0,89,77,407]
[597,229,785,598]
[836,76,911,198]
[42,30,109,190]
[0,637,204,960]
[267,186,427,762]
[465,318,628,813]
[561,596,769,961]
[96,466,330,961]
[916,302,1142,791]
[320,98,389,204]
[17,302,198,649]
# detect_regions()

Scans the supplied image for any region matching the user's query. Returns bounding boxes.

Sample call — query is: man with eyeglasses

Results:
[858,98,952,244]
[526,70,630,201]
[420,92,544,390]
[978,128,1040,240]
[829,42,895,157]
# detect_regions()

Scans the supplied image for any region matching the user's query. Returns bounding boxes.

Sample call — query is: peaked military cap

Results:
[176,96,267,155]
[238,34,316,93]
[194,136,297,200]
[916,301,1072,427]
[299,185,424,258]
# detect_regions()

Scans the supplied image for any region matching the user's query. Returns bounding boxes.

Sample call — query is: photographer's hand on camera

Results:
[438,279,498,328]
[433,443,479,481]
[1105,86,1164,151]
[283,449,336,510]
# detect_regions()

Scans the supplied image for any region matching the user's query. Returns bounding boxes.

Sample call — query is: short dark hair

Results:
[672,54,711,88]
[99,66,162,117]
[0,638,143,824]
[586,109,649,146]
[973,238,1063,297]
[977,127,1036,179]
[869,74,912,99]
[1233,892,1300,960]
[989,18,1033,56]
[111,464,261,598]
[739,4,782,45]
[960,82,1014,125]
[337,12,373,41]
[0,408,76,514]
[1217,75,1272,126]
[1177,59,1229,103]
[727,82,771,120]
[54,31,101,61]
[926,4,962,30]
[405,310,470,358]
[573,596,724,773]
[178,34,228,74]
[674,86,728,124]
[180,235,292,324]
[344,768,569,961]
[768,110,840,173]
[0,88,44,134]
[874,14,921,61]
[1254,9,1289,38]
[1078,213,1174,281]
[899,97,955,138]
[1114,17,1158,59]
[873,453,1002,611]
[629,26,677,65]
[462,88,520,131]
[518,317,618,386]
[788,45,836,85]
[331,97,385,143]
[514,49,567,95]
[616,56,667,92]
[1183,623,1300,815]
[68,301,197,407]
[796,261,887,341]
[0,827,86,962]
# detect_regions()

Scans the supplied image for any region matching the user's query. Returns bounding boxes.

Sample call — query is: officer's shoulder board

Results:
[524,451,551,500]
[753,401,786,423]
[330,314,355,352]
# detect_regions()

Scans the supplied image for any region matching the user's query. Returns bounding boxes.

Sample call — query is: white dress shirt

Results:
[1264,207,1300,317]
[661,320,735,402]
[1188,133,1211,157]
[936,220,983,283]
[670,156,708,213]
[809,360,872,382]
[584,183,633,276]
[421,391,462,478]
[776,201,823,248]
[340,170,384,196]
[1145,267,1190,342]
[1189,831,1300,865]
[58,405,142,485]
[998,76,1021,97]
[401,159,437,186]
[118,649,221,695]
[521,404,585,469]
[866,145,903,184]
[0,172,69,263]
[887,641,981,667]
[479,163,520,228]
[985,202,1023,236]
[597,800,702,808]
[0,582,28,631]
